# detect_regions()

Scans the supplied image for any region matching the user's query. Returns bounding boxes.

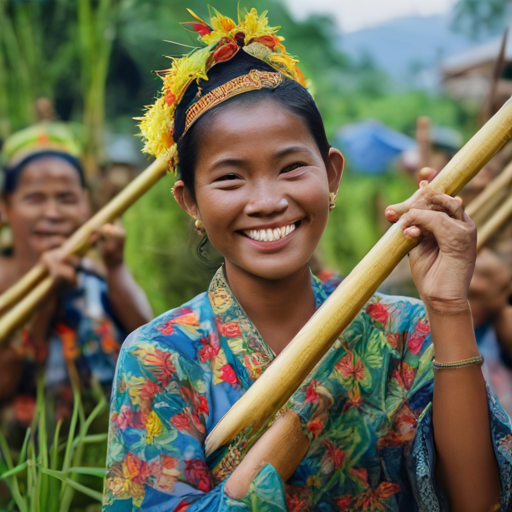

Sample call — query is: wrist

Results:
[424,297,471,317]
[105,260,126,275]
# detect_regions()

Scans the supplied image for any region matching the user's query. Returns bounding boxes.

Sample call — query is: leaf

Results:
[18,427,31,465]
[68,466,106,478]
[41,468,103,502]
[72,433,109,451]
[0,461,28,479]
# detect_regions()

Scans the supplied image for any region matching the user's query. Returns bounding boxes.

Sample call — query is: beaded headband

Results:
[138,7,308,174]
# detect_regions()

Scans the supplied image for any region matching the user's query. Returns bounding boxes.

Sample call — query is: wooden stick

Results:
[205,97,512,457]
[480,28,509,126]
[416,116,431,172]
[0,155,168,320]
[476,193,512,252]
[0,277,54,338]
[465,160,512,221]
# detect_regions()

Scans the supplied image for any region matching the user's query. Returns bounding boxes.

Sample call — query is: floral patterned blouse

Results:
[104,267,512,511]
[3,267,123,441]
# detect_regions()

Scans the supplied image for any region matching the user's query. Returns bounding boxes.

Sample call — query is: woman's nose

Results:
[41,199,63,219]
[244,184,288,217]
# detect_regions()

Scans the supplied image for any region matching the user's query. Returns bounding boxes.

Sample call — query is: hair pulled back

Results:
[177,78,331,200]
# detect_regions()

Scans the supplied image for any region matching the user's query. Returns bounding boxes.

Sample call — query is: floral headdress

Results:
[138,7,307,174]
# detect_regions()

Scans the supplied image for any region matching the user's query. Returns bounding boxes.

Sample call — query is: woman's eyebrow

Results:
[210,157,246,170]
[273,145,314,159]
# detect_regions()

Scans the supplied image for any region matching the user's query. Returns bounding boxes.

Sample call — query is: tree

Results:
[453,0,512,38]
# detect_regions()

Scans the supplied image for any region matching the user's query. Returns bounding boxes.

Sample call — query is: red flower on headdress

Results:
[253,35,279,50]
[193,23,212,36]
[164,90,176,106]
[211,38,239,64]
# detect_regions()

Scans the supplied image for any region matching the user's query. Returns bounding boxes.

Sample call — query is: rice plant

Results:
[0,366,108,512]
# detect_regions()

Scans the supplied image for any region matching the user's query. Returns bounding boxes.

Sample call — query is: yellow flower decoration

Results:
[138,7,308,174]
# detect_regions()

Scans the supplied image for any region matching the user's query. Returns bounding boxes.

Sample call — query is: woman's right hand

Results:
[40,248,80,288]
[224,410,310,500]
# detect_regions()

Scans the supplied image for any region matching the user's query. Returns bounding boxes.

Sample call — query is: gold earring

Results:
[194,219,206,236]
[329,192,336,211]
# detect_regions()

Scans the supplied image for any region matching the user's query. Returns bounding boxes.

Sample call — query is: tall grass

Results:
[0,364,108,512]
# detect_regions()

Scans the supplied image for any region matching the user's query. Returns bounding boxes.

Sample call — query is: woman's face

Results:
[176,100,344,281]
[1,156,89,259]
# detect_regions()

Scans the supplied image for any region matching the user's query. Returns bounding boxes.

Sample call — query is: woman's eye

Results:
[282,162,307,173]
[216,173,239,181]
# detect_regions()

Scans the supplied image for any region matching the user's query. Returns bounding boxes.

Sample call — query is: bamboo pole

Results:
[205,97,512,457]
[416,116,431,172]
[476,193,512,252]
[0,156,168,322]
[465,160,512,221]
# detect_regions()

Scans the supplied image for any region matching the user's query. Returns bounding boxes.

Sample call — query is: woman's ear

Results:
[327,148,344,194]
[173,180,199,220]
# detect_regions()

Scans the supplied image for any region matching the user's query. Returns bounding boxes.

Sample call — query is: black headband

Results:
[2,151,86,194]
[174,50,282,142]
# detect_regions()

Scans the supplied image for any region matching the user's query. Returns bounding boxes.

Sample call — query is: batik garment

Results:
[3,266,124,442]
[104,268,512,511]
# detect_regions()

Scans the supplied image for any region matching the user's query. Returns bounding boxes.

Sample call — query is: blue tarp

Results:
[336,120,416,174]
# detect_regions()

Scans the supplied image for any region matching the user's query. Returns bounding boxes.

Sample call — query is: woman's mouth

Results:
[242,221,299,242]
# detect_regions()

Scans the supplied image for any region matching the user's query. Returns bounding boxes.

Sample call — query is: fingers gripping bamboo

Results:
[0,156,169,340]
[465,161,512,221]
[477,193,512,252]
[205,97,512,457]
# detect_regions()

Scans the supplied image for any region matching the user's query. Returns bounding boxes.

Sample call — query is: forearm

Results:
[106,263,153,332]
[429,305,500,511]
[225,410,309,500]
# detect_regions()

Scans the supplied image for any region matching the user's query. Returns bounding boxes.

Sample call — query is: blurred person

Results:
[0,122,152,442]
[469,248,512,415]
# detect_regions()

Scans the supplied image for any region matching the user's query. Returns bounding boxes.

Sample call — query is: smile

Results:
[242,222,297,242]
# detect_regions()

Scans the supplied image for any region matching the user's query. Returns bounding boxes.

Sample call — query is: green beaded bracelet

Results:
[432,354,484,370]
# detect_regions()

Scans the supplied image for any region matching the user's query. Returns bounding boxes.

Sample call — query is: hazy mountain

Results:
[341,14,493,87]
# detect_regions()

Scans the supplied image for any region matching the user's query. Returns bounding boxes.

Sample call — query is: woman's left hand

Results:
[385,170,476,315]
[96,222,126,270]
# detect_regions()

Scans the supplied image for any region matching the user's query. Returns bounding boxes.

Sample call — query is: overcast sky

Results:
[284,0,459,33]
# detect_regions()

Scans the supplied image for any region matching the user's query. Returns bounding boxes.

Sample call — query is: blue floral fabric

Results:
[4,267,124,436]
[103,267,512,511]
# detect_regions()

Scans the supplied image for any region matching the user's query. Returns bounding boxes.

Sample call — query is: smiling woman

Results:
[0,122,152,446]
[103,7,512,512]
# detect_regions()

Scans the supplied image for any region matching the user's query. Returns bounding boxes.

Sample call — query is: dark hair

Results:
[177,78,331,199]
[2,151,86,196]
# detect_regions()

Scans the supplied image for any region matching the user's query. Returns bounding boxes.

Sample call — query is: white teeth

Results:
[243,223,297,242]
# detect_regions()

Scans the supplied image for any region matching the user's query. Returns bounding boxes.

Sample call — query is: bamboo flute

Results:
[0,156,168,325]
[205,97,512,457]
[476,193,512,252]
[465,160,512,221]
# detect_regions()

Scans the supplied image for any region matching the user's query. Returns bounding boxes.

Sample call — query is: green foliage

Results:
[123,174,220,316]
[453,0,511,38]
[0,374,107,512]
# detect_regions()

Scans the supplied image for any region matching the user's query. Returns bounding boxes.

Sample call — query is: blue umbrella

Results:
[336,120,416,174]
